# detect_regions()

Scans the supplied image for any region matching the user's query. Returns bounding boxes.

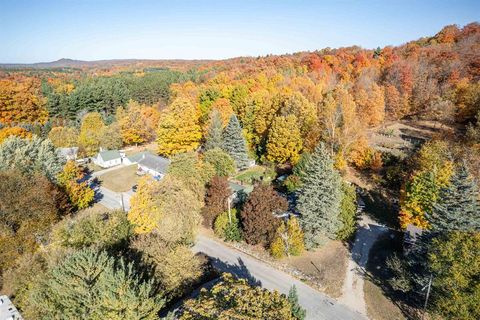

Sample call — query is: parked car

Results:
[132,184,138,192]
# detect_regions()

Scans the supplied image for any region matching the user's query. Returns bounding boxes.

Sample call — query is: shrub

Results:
[214,209,242,242]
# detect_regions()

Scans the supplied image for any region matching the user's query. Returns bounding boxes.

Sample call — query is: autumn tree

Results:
[201,176,231,228]
[157,98,202,156]
[168,151,215,201]
[130,233,203,299]
[270,217,305,258]
[399,141,454,229]
[355,83,385,126]
[241,184,288,247]
[128,176,201,244]
[180,273,297,320]
[0,78,48,125]
[222,114,250,170]
[78,112,105,156]
[99,122,123,150]
[117,101,159,145]
[203,148,235,177]
[50,209,131,250]
[0,126,32,144]
[297,144,343,248]
[0,170,69,271]
[0,136,64,181]
[266,115,303,165]
[48,126,78,147]
[57,160,95,209]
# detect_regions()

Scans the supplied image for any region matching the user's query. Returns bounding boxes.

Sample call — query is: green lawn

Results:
[234,166,273,184]
[98,165,140,192]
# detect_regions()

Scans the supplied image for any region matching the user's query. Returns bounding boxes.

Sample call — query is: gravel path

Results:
[339,215,388,316]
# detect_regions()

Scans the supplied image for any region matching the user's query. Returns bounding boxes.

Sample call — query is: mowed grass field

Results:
[98,165,140,192]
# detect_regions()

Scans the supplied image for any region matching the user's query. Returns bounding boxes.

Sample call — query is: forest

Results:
[0,23,479,320]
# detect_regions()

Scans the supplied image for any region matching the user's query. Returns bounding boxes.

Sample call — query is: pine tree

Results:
[205,109,224,150]
[296,143,343,248]
[288,285,306,320]
[337,182,357,240]
[427,164,480,232]
[222,114,250,170]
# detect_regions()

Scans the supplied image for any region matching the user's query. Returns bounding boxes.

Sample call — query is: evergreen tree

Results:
[288,285,306,320]
[222,114,250,170]
[296,143,343,248]
[22,248,163,319]
[427,164,480,232]
[205,109,224,150]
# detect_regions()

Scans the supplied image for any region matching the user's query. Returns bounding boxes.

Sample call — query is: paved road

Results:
[96,187,366,319]
[193,235,367,320]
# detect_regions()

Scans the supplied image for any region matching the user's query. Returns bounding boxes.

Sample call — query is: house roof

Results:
[99,150,121,161]
[229,182,253,194]
[127,151,150,163]
[138,153,170,175]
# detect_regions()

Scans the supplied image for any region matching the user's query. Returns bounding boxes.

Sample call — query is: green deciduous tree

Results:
[203,148,235,177]
[296,143,342,248]
[222,114,250,170]
[214,209,243,242]
[428,231,480,320]
[78,112,105,156]
[337,182,357,240]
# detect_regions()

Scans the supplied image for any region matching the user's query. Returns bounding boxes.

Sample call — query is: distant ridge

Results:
[0,58,214,69]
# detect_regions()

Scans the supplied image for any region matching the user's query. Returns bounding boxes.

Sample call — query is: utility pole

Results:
[422,274,433,320]
[227,193,234,224]
[121,193,125,212]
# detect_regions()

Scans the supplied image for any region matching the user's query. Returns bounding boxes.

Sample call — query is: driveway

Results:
[194,235,366,320]
[339,215,388,315]
[96,186,132,211]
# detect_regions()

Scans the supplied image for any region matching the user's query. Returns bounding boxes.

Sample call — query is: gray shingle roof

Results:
[127,151,149,163]
[99,150,121,161]
[138,153,170,174]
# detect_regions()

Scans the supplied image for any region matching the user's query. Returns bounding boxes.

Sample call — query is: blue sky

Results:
[1,0,479,63]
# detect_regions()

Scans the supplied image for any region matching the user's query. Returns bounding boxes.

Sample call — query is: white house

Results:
[0,295,23,320]
[136,153,170,179]
[123,151,149,166]
[93,150,122,168]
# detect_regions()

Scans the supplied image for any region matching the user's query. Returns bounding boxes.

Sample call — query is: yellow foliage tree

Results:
[48,126,78,147]
[266,115,303,165]
[0,127,32,144]
[57,161,94,209]
[78,112,105,156]
[128,176,201,243]
[156,98,202,156]
[0,78,48,125]
[118,101,160,145]
[270,217,305,258]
